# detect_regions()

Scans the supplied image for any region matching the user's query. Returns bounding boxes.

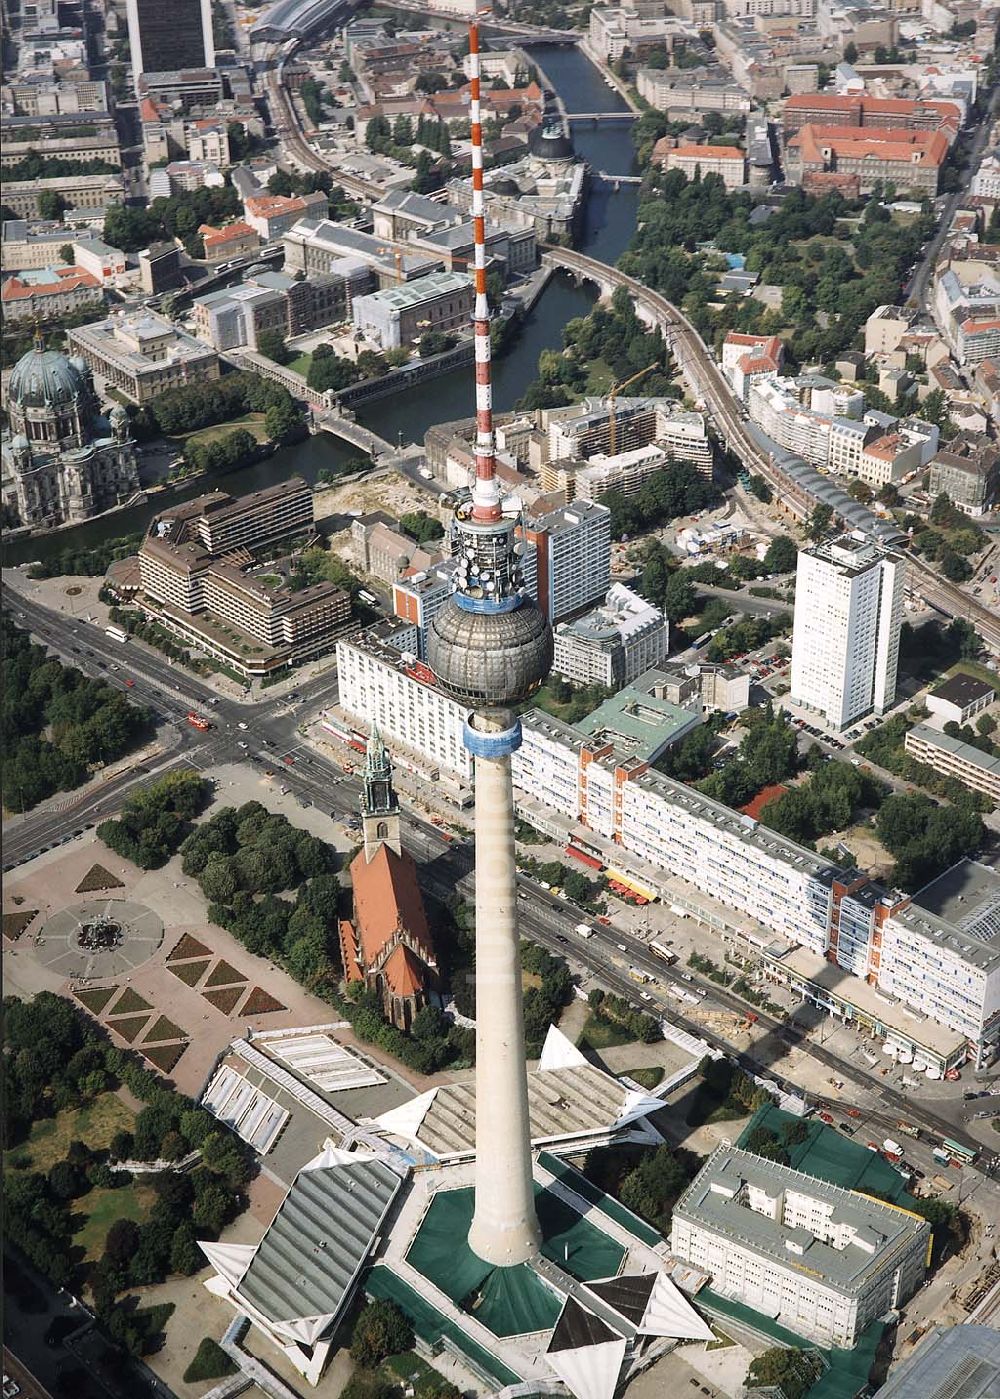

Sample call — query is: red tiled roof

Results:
[349,841,434,969]
[199,220,257,247]
[1,267,101,301]
[382,943,426,997]
[670,144,745,162]
[793,123,949,167]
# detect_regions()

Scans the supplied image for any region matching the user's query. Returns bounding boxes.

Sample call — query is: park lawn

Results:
[578,1013,634,1050]
[175,413,270,447]
[23,1093,136,1172]
[583,357,617,395]
[73,1182,157,1262]
[625,1066,664,1090]
[287,352,312,377]
[381,1350,455,1397]
[945,660,1000,696]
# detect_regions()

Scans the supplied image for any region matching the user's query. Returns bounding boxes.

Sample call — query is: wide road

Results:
[6,585,993,1170]
[545,245,1000,652]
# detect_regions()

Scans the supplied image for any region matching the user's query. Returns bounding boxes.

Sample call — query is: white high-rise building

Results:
[790,535,904,731]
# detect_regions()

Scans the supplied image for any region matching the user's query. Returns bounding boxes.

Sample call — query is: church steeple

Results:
[361,725,400,860]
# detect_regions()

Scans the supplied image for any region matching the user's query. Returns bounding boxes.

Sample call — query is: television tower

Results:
[426,12,553,1267]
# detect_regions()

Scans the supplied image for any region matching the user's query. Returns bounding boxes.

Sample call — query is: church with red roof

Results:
[339,729,438,1030]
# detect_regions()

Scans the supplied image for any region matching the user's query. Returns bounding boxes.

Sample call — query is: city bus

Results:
[941,1138,977,1166]
[650,941,678,965]
[105,625,129,643]
[358,589,378,607]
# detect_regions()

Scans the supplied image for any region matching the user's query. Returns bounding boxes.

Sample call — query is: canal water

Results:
[3,45,639,567]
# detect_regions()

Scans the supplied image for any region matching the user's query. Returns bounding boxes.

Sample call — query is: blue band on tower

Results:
[464,716,522,757]
[455,591,521,615]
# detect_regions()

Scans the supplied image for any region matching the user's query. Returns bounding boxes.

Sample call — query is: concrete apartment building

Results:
[335,622,472,783]
[904,726,1000,806]
[522,500,612,625]
[876,861,1000,1070]
[790,535,904,731]
[351,271,474,351]
[670,1148,930,1349]
[551,584,669,688]
[136,480,350,676]
[67,309,219,403]
[927,435,1000,515]
[542,397,714,484]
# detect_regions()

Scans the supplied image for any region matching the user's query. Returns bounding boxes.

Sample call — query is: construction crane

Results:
[607,362,657,456]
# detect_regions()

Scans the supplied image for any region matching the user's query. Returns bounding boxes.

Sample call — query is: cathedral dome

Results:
[8,347,87,411]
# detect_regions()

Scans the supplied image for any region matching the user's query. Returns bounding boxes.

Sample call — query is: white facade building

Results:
[670,1148,930,1349]
[551,584,669,687]
[335,622,471,782]
[523,501,612,624]
[790,535,904,731]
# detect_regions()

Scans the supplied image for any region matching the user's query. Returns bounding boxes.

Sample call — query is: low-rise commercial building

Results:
[136,479,348,677]
[243,191,328,241]
[198,220,260,264]
[926,673,996,727]
[351,271,474,350]
[551,584,669,688]
[72,237,127,283]
[67,309,220,404]
[904,725,1000,805]
[670,1147,930,1349]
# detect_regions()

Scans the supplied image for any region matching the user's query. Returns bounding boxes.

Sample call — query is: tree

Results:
[59,243,75,264]
[662,569,696,622]
[257,329,289,365]
[808,502,834,541]
[977,713,997,737]
[399,511,444,545]
[747,1348,824,1399]
[350,1300,414,1368]
[104,1218,142,1267]
[762,535,797,574]
[38,191,67,220]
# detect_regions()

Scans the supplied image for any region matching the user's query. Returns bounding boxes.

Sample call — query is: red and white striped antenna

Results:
[468,10,502,524]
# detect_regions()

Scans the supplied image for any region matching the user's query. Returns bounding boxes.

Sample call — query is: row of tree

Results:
[759,755,883,847]
[2,613,151,812]
[696,702,800,810]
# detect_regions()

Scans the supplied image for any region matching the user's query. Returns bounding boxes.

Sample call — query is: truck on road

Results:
[574,923,593,939]
[186,712,210,731]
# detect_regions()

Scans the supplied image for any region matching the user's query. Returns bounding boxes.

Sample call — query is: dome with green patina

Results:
[8,346,88,411]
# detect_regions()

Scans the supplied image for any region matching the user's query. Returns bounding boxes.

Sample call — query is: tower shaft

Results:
[466,714,541,1266]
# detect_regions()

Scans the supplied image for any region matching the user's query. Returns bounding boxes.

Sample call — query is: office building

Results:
[351,272,474,351]
[782,93,961,136]
[125,0,214,79]
[138,242,183,295]
[904,726,1000,806]
[1,171,125,218]
[67,310,219,404]
[521,501,612,625]
[873,1326,1000,1399]
[336,622,472,783]
[283,218,442,288]
[670,1147,930,1349]
[2,344,138,528]
[790,535,904,731]
[135,480,348,677]
[391,562,456,659]
[551,584,669,688]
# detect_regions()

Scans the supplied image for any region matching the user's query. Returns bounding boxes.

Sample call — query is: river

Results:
[2,44,639,567]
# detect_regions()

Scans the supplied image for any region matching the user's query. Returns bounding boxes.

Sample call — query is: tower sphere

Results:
[427,594,552,709]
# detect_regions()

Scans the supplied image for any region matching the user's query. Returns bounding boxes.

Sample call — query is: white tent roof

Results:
[539,1023,590,1071]
[547,1338,628,1399]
